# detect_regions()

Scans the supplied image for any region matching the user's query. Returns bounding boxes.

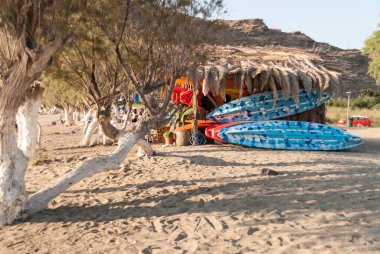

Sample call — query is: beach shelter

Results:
[177,45,340,124]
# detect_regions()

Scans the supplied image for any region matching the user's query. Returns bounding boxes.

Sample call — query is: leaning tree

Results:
[0,0,224,225]
[0,0,89,225]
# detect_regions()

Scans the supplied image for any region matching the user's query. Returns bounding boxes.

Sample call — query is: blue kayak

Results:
[218,121,363,151]
[207,89,331,123]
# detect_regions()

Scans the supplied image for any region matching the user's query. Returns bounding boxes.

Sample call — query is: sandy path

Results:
[0,115,379,253]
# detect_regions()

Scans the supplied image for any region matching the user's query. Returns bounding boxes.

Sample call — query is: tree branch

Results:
[27,130,150,215]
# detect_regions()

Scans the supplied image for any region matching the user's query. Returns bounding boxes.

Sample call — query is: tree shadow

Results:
[27,164,380,224]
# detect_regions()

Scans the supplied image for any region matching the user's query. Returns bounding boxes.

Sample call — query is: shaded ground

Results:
[0,115,379,253]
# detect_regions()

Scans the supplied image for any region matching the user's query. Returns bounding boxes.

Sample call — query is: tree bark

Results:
[81,115,98,147]
[0,53,35,225]
[98,113,120,142]
[27,130,152,214]
[73,109,82,125]
[0,37,70,225]
[63,105,74,126]
[0,109,29,225]
[122,106,132,130]
[16,85,44,158]
[37,123,42,149]
[82,110,94,135]
[111,103,120,124]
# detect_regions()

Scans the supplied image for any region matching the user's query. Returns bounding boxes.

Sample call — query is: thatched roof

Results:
[193,46,340,103]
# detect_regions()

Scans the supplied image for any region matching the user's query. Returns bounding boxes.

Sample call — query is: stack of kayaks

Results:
[205,121,363,150]
[203,89,363,151]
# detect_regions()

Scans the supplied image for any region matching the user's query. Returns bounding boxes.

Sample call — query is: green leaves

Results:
[364,23,380,85]
[1,0,225,114]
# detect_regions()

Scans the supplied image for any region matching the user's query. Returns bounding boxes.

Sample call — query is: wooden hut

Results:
[179,45,340,124]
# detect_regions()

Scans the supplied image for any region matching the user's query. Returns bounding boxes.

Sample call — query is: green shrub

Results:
[327,99,347,108]
[352,95,380,109]
[373,103,380,110]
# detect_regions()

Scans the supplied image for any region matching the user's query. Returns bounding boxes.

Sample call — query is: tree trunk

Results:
[122,106,132,130]
[63,105,74,126]
[98,113,120,142]
[82,110,94,135]
[37,123,42,149]
[73,109,82,125]
[28,130,152,214]
[111,103,120,124]
[0,109,29,225]
[81,115,98,147]
[16,85,44,158]
[0,36,71,225]
[0,54,34,225]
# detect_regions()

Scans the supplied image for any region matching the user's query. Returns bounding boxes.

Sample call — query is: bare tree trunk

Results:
[122,105,132,130]
[0,109,29,225]
[82,110,94,135]
[28,130,152,214]
[63,105,74,126]
[81,115,98,147]
[73,109,82,125]
[0,53,35,225]
[98,113,120,142]
[111,103,120,124]
[16,85,44,158]
[0,36,70,225]
[37,123,42,149]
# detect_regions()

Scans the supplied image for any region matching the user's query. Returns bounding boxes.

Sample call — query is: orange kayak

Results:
[175,120,218,131]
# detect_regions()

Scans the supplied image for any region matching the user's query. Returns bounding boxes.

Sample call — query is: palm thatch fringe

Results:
[196,46,340,103]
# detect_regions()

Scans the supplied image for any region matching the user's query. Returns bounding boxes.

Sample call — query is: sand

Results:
[0,114,379,254]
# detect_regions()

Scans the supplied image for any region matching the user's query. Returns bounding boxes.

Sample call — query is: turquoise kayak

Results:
[207,89,331,123]
[218,121,363,150]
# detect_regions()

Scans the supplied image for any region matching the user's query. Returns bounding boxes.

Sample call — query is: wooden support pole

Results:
[192,78,199,145]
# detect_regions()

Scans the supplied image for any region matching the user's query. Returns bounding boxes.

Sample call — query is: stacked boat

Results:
[203,90,363,151]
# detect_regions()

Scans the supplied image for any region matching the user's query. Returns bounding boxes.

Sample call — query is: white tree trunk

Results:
[16,92,43,158]
[0,35,71,225]
[37,123,42,149]
[0,110,29,225]
[111,103,120,124]
[81,115,98,147]
[122,106,132,130]
[73,109,82,125]
[63,105,74,126]
[82,110,93,135]
[50,106,59,114]
[28,131,152,214]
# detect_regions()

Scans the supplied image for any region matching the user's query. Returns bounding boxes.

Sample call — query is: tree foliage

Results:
[103,0,224,121]
[364,26,380,85]
[0,0,226,225]
[42,77,83,108]
[327,89,380,109]
[0,0,87,111]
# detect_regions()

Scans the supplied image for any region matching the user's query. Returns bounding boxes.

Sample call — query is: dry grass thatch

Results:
[190,46,340,105]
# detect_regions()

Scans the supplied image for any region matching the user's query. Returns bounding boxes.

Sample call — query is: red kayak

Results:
[180,90,203,107]
[172,86,186,105]
[205,122,238,142]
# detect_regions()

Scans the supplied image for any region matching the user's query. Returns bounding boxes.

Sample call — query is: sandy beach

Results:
[0,114,379,254]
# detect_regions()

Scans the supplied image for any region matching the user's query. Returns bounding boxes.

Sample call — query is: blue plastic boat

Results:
[218,121,363,151]
[207,89,331,123]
